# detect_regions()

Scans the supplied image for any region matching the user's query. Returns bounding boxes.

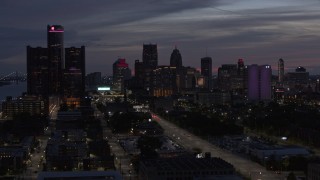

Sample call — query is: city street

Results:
[95,104,136,180]
[152,113,286,180]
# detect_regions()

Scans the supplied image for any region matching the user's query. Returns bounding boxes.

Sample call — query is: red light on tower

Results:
[51,26,54,31]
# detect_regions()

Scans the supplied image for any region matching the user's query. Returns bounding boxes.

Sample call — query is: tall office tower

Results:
[113,58,131,93]
[27,46,49,96]
[142,44,158,68]
[247,64,272,101]
[63,46,85,98]
[134,60,145,88]
[47,25,64,95]
[217,64,238,91]
[201,57,213,90]
[278,58,284,83]
[237,59,245,76]
[247,65,259,101]
[236,59,245,93]
[259,65,272,100]
[152,66,177,97]
[170,47,182,68]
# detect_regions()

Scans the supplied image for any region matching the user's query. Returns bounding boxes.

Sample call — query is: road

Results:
[152,113,286,180]
[94,104,136,180]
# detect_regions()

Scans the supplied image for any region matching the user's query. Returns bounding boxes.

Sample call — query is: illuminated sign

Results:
[97,87,110,91]
[49,26,64,33]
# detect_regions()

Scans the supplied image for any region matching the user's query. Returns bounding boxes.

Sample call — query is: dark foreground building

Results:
[139,156,237,180]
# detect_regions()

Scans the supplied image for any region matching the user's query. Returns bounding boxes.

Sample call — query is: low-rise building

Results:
[45,130,88,171]
[1,95,46,119]
[37,171,122,180]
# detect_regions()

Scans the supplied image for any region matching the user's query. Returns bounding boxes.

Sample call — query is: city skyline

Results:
[1,0,320,75]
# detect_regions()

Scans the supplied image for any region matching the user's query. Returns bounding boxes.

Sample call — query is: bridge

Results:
[0,71,27,84]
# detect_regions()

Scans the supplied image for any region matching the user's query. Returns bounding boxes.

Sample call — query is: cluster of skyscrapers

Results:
[27,25,85,110]
[111,43,273,104]
[25,25,307,106]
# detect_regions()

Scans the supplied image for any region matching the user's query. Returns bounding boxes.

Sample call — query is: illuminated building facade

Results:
[152,66,177,97]
[1,96,46,119]
[247,64,272,101]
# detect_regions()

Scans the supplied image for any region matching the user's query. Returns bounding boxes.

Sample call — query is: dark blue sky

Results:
[1,0,320,75]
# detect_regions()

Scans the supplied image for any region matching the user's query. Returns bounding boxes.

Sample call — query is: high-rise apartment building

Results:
[278,58,284,83]
[142,44,158,69]
[247,64,272,101]
[113,58,131,93]
[47,25,64,95]
[201,57,212,90]
[170,47,182,68]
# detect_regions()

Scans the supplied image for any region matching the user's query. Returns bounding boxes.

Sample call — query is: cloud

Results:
[0,0,320,75]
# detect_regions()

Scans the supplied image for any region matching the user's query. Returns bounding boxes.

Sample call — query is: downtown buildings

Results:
[27,25,85,110]
[247,64,272,102]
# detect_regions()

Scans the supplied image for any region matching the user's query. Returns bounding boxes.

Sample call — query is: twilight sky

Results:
[1,0,320,75]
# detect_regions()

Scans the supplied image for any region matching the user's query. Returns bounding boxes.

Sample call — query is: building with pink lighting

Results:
[47,25,64,95]
[112,58,131,93]
[247,64,272,102]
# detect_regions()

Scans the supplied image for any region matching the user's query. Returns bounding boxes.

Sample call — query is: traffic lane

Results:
[154,114,283,180]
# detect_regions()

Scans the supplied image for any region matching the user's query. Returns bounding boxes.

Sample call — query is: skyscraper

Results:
[152,66,177,97]
[201,57,212,90]
[63,46,86,98]
[278,58,284,83]
[170,47,182,68]
[237,59,245,76]
[28,25,85,99]
[217,64,237,91]
[47,25,64,95]
[142,44,158,69]
[247,64,272,101]
[259,65,272,100]
[27,46,49,96]
[113,58,131,93]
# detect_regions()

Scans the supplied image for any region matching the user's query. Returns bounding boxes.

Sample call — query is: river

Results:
[0,82,27,102]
